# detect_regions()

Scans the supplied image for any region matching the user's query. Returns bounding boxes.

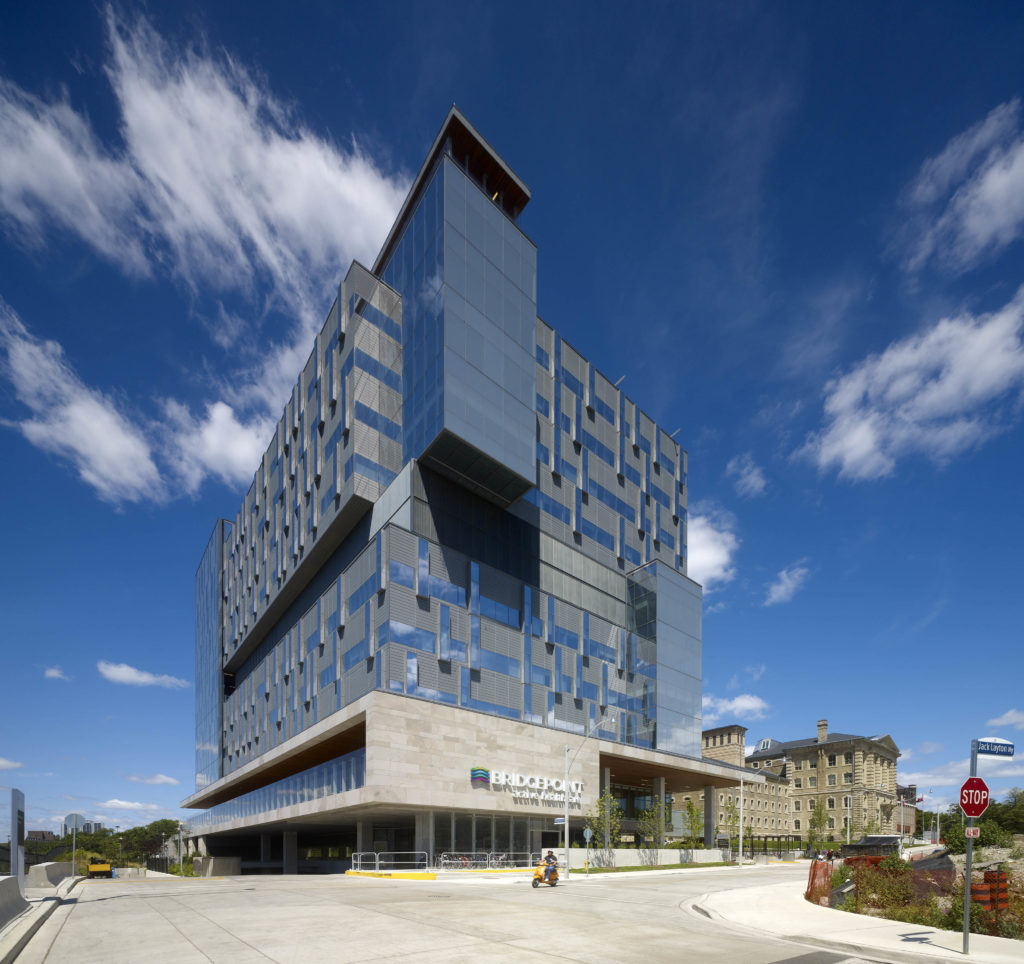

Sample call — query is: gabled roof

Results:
[746,731,897,761]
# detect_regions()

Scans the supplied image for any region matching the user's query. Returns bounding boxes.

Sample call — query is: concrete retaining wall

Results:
[194,856,241,877]
[570,847,731,869]
[0,876,29,931]
[25,862,72,888]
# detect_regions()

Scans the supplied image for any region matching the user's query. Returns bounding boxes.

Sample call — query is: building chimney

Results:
[817,719,828,743]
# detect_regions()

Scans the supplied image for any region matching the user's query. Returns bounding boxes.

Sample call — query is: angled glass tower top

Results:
[375,108,538,506]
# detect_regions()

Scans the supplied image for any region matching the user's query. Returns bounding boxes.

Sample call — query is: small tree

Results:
[807,797,830,852]
[720,798,739,848]
[585,789,622,851]
[636,806,662,865]
[683,799,704,850]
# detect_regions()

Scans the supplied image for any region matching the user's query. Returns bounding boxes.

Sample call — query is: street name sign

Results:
[977,740,1014,756]
[959,777,990,818]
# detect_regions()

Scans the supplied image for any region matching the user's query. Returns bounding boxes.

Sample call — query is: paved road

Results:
[19,865,874,963]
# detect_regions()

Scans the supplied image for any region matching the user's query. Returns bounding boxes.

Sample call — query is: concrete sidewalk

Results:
[0,876,81,964]
[697,876,1022,964]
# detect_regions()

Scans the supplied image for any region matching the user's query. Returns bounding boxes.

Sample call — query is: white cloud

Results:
[97,661,188,689]
[0,757,24,770]
[98,799,161,811]
[687,503,740,590]
[987,709,1024,731]
[763,561,810,606]
[745,663,766,681]
[902,99,1024,274]
[703,693,770,727]
[900,756,1024,788]
[44,666,69,680]
[919,741,944,755]
[900,749,913,763]
[801,287,1024,480]
[0,10,409,500]
[0,302,164,504]
[725,452,767,498]
[127,773,180,786]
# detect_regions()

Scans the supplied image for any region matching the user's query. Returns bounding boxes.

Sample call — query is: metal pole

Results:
[963,739,978,955]
[72,823,76,878]
[563,744,570,880]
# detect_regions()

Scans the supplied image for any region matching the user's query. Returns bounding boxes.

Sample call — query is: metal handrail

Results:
[351,851,427,871]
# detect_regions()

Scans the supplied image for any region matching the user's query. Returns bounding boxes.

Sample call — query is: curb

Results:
[0,876,81,964]
[344,870,436,880]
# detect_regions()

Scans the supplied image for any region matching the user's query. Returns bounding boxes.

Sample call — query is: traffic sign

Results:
[978,740,1014,757]
[965,827,980,838]
[583,827,593,842]
[960,777,990,818]
[553,817,566,825]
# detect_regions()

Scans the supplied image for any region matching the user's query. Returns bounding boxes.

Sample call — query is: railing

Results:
[351,851,428,872]
[437,851,537,870]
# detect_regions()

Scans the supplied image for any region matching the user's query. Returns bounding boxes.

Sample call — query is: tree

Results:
[720,798,740,846]
[584,789,622,850]
[683,799,704,849]
[807,797,830,851]
[636,806,662,865]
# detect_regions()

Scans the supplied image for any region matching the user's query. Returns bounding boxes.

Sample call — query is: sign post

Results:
[9,788,25,896]
[960,743,993,954]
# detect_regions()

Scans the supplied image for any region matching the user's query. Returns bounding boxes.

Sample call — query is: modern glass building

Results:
[182,109,757,872]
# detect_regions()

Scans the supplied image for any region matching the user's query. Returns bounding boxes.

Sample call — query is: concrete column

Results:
[260,834,272,864]
[602,767,612,849]
[703,784,716,847]
[356,820,370,854]
[415,812,433,864]
[283,831,298,875]
[654,776,666,848]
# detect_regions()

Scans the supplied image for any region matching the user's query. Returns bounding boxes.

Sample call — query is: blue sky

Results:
[2,2,1023,834]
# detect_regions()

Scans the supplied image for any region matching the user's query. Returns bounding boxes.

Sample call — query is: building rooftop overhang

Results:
[372,106,531,276]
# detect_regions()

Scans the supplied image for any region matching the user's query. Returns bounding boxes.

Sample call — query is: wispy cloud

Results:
[0,9,409,501]
[127,773,180,786]
[900,756,1024,789]
[763,561,810,606]
[44,666,70,680]
[987,708,1024,731]
[725,452,767,498]
[919,741,944,755]
[703,693,770,727]
[901,99,1024,275]
[801,287,1024,480]
[687,503,740,590]
[0,302,164,504]
[98,799,161,812]
[97,661,188,689]
[0,757,24,771]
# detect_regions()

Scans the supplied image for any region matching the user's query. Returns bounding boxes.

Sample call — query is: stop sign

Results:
[959,777,990,818]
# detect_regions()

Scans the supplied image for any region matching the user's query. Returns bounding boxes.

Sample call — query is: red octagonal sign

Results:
[960,777,990,818]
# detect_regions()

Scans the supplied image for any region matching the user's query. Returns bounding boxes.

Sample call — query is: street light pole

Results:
[564,714,614,883]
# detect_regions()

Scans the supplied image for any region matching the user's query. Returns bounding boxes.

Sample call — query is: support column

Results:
[654,776,666,848]
[703,784,716,847]
[283,831,298,875]
[356,820,370,854]
[415,812,433,865]
[602,767,612,849]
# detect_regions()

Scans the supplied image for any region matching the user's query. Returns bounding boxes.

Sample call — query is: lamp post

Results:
[564,713,614,883]
[115,825,121,865]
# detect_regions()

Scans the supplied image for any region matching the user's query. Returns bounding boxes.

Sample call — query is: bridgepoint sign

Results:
[483,769,584,805]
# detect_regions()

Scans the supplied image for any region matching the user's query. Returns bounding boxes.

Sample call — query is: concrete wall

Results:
[0,876,29,930]
[572,848,731,870]
[194,856,241,877]
[24,862,72,888]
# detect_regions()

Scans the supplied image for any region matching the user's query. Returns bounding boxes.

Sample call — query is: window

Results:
[827,798,835,810]
[794,819,801,830]
[794,778,802,789]
[827,818,835,830]
[751,762,758,768]
[843,796,851,808]
[844,772,853,784]
[828,774,837,786]
[794,760,803,770]
[808,799,816,810]
[793,800,801,812]
[844,752,853,765]
[808,776,817,788]
[808,758,817,768]
[827,754,836,767]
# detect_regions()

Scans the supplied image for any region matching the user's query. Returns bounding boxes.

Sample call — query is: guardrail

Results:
[351,851,428,872]
[437,851,537,870]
